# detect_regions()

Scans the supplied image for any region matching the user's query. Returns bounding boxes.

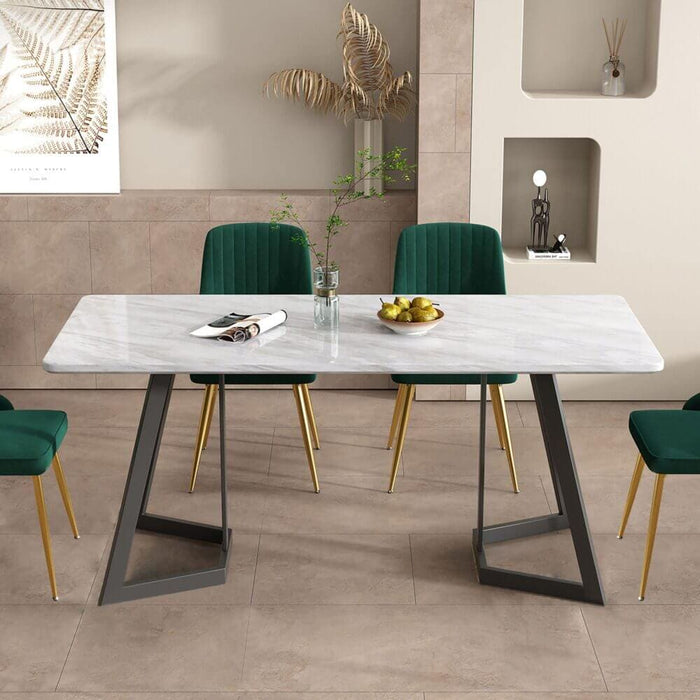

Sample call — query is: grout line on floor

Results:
[249,533,261,606]
[580,605,609,692]
[408,534,417,604]
[54,603,85,691]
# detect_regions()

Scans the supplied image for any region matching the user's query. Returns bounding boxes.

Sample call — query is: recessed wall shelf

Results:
[501,137,600,263]
[522,0,661,98]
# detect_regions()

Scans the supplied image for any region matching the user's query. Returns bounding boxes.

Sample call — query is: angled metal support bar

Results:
[472,373,605,605]
[99,373,232,605]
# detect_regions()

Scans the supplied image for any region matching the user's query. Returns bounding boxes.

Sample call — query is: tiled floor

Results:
[1,388,698,698]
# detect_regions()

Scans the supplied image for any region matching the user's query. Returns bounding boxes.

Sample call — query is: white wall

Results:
[471,0,700,400]
[115,0,418,190]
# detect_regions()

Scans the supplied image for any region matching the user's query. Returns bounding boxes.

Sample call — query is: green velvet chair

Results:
[188,223,321,493]
[617,393,700,600]
[0,395,79,600]
[386,222,519,494]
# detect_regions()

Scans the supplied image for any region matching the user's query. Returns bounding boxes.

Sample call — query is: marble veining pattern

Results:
[43,294,664,375]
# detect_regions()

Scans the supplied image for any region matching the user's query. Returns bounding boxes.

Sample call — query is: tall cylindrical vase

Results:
[313,266,340,330]
[354,118,383,196]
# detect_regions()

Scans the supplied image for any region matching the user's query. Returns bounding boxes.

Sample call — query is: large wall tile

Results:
[455,73,473,153]
[0,222,91,295]
[418,153,471,224]
[309,221,392,294]
[0,365,96,389]
[90,222,151,293]
[419,74,457,153]
[210,190,330,223]
[0,196,27,221]
[28,191,210,222]
[341,191,417,222]
[33,295,82,361]
[0,295,35,365]
[149,222,210,293]
[420,0,474,74]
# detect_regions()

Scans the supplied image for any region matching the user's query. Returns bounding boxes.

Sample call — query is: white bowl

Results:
[376,309,445,336]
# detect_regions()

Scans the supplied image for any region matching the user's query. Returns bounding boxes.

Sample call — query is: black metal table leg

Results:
[472,373,605,604]
[99,374,232,605]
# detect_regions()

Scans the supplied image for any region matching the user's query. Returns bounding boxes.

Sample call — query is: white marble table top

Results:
[43,294,663,375]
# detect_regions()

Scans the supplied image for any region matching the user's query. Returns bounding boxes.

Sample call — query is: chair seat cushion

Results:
[0,410,67,476]
[629,410,700,474]
[191,374,317,386]
[391,373,517,386]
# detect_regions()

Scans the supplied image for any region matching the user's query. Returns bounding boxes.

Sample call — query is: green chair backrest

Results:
[393,223,507,296]
[199,223,312,295]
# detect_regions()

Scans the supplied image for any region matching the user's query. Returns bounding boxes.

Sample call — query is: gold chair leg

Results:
[639,473,665,601]
[52,453,79,539]
[388,384,415,493]
[386,384,407,450]
[202,384,218,451]
[489,384,519,494]
[618,452,645,539]
[292,384,320,493]
[33,476,58,601]
[189,384,218,493]
[301,384,320,450]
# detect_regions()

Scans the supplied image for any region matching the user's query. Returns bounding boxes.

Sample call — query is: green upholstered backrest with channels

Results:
[391,222,515,386]
[191,223,315,385]
[199,223,312,296]
[393,222,507,297]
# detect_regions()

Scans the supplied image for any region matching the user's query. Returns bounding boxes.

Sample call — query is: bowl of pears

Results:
[377,296,444,336]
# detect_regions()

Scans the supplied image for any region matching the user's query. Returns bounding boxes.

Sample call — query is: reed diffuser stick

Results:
[603,17,628,57]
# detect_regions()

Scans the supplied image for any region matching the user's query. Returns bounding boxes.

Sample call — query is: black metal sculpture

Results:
[530,170,551,251]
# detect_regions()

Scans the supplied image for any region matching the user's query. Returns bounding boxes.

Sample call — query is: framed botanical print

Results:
[0,0,119,193]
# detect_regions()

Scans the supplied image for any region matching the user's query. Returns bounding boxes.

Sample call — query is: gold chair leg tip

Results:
[387,489,394,494]
[74,535,80,540]
[514,489,520,494]
[617,534,623,539]
[638,596,645,601]
[52,596,59,601]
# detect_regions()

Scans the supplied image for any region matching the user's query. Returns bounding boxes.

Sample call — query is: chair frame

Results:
[188,383,320,494]
[33,452,80,600]
[617,452,666,601]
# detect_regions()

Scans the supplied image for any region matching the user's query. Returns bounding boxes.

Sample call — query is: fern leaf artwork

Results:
[0,0,109,154]
[264,2,414,124]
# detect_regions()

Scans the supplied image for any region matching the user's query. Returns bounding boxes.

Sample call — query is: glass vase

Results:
[602,56,626,96]
[313,267,339,330]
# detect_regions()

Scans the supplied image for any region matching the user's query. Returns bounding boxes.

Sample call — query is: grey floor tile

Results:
[0,604,82,690]
[425,693,700,699]
[253,534,414,604]
[58,605,250,691]
[583,605,700,692]
[0,534,106,604]
[241,605,604,692]
[86,532,259,606]
[261,473,550,535]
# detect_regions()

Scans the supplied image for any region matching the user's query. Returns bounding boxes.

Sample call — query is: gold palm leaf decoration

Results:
[263,2,414,124]
[0,0,108,154]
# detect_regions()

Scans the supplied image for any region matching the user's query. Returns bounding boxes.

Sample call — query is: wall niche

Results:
[521,0,661,98]
[501,137,600,262]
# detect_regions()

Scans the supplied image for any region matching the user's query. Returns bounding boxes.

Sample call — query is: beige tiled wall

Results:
[0,190,416,390]
[417,0,475,400]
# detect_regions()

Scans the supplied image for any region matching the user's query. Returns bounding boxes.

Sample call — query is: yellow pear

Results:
[397,311,413,322]
[379,304,401,321]
[411,296,432,310]
[394,296,411,311]
[422,306,439,321]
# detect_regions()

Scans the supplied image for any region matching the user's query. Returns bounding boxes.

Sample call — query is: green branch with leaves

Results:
[271,146,415,279]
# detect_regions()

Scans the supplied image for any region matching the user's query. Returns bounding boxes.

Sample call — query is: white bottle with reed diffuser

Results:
[602,18,627,96]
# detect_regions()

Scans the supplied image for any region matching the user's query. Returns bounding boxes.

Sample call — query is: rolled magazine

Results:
[190,310,287,343]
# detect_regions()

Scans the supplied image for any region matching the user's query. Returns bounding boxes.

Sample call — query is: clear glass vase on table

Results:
[313,266,340,330]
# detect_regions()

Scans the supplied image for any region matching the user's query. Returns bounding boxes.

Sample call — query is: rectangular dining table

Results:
[43,294,663,605]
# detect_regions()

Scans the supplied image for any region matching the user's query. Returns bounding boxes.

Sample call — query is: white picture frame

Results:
[0,0,120,193]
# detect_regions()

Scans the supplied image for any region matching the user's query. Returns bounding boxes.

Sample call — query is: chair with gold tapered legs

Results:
[617,394,700,600]
[0,396,80,600]
[189,382,320,494]
[187,222,323,494]
[386,383,519,494]
[385,222,521,494]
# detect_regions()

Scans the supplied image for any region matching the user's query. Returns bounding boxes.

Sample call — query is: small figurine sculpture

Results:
[530,170,550,251]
